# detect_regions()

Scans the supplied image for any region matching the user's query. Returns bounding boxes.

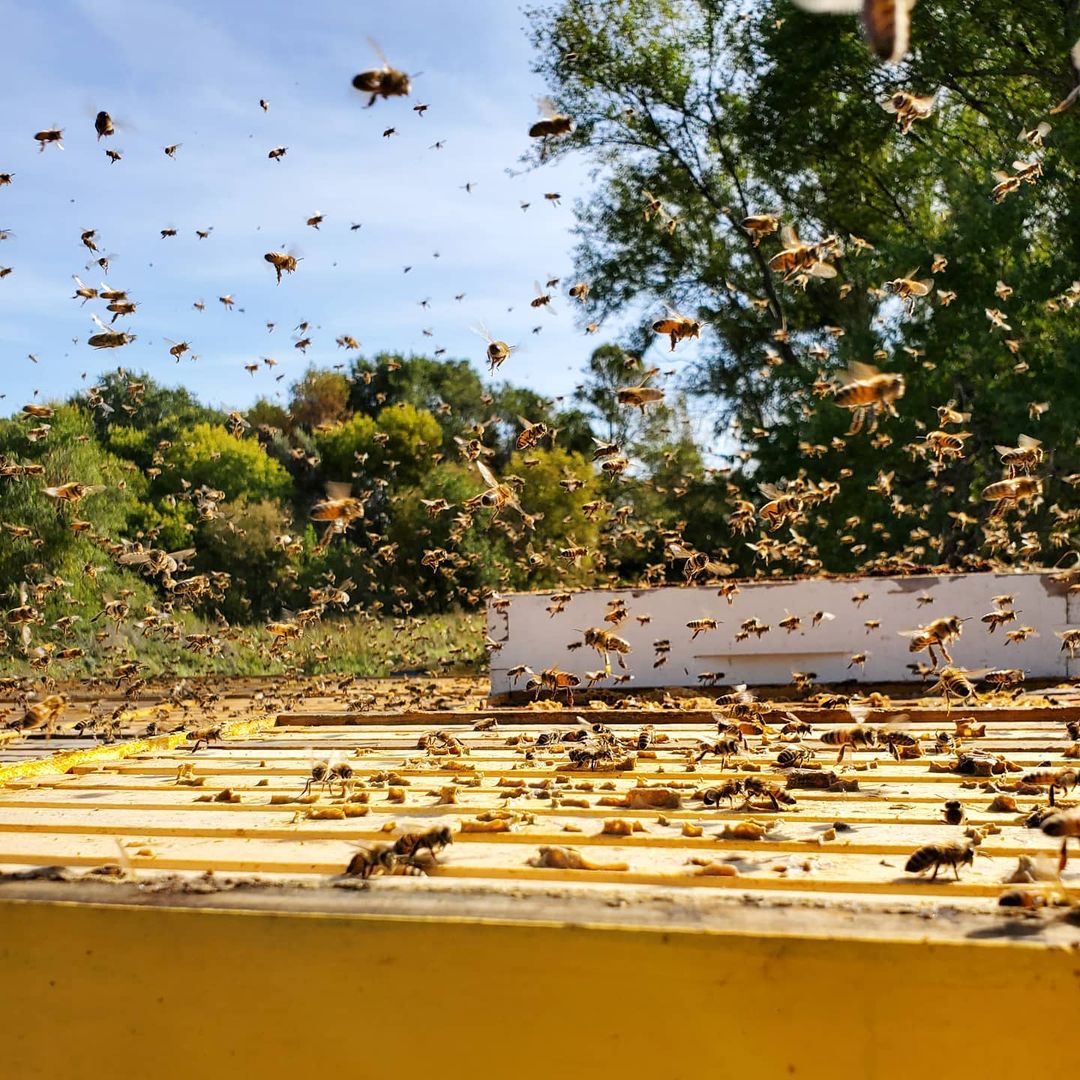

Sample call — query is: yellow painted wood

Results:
[0,896,1075,1080]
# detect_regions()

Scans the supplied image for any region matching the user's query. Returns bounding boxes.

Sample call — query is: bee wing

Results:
[169,548,197,563]
[324,480,353,500]
[1018,433,1041,448]
[470,322,494,344]
[992,170,1013,182]
[807,262,837,279]
[757,483,784,500]
[848,702,870,724]
[913,279,934,295]
[90,313,107,330]
[367,36,391,68]
[1011,160,1034,172]
[476,460,499,489]
[537,95,558,118]
[994,444,1014,457]
[842,361,881,383]
[780,224,799,247]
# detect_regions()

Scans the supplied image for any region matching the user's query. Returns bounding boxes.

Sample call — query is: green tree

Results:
[526,0,1080,572]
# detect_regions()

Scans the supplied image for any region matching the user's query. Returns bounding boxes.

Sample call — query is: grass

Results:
[1,610,488,681]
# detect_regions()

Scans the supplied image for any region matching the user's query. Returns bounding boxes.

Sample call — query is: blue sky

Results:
[0,0,703,415]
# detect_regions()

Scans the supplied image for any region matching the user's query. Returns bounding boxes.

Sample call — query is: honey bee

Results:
[581,627,632,671]
[758,484,804,530]
[741,214,780,246]
[393,825,453,858]
[696,735,746,766]
[44,482,105,505]
[743,776,797,810]
[884,270,933,314]
[995,434,1043,477]
[980,608,1018,634]
[882,91,935,134]
[617,368,665,413]
[0,173,12,186]
[981,476,1042,517]
[13,694,66,736]
[832,363,905,434]
[1041,809,1080,870]
[922,429,970,462]
[568,281,590,302]
[899,616,966,667]
[652,305,702,351]
[1056,629,1080,658]
[464,460,532,526]
[87,313,134,349]
[1022,768,1077,807]
[344,843,398,878]
[929,666,980,709]
[529,97,573,139]
[352,39,412,106]
[792,0,916,64]
[94,111,115,139]
[264,250,299,283]
[701,780,745,807]
[525,667,581,705]
[516,417,557,450]
[33,127,64,152]
[776,746,815,768]
[767,225,840,282]
[942,800,966,826]
[686,618,719,639]
[472,324,516,373]
[310,482,365,547]
[905,841,974,880]
[820,724,877,762]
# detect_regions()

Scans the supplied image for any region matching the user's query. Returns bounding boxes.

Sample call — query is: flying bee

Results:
[995,434,1043,477]
[529,96,573,139]
[930,666,980,710]
[652,305,702,351]
[617,367,665,413]
[884,270,933,314]
[472,324,517,373]
[1041,809,1080,871]
[264,250,299,283]
[87,313,133,349]
[741,214,780,246]
[791,0,917,64]
[882,90,935,134]
[568,281,590,302]
[529,280,557,312]
[33,127,64,152]
[581,627,632,671]
[1057,629,1080,659]
[981,476,1042,517]
[94,111,115,139]
[980,608,1017,634]
[686,618,719,639]
[758,484,804,530]
[832,363,905,434]
[922,429,970,462]
[820,724,877,762]
[516,417,557,450]
[905,841,974,881]
[982,668,1024,692]
[899,616,966,668]
[525,667,580,705]
[44,482,105,505]
[352,39,412,106]
[464,460,532,526]
[767,225,840,282]
[1019,120,1051,147]
[1022,768,1077,807]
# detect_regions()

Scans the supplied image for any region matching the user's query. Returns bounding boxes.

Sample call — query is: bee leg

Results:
[1059,841,1069,875]
[835,744,846,765]
[953,863,960,881]
[930,863,940,881]
[1049,785,1056,808]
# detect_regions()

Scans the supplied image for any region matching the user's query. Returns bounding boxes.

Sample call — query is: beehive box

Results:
[1,684,1078,1079]
[488,571,1080,692]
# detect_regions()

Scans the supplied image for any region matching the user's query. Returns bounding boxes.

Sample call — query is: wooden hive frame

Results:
[0,692,1077,1078]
